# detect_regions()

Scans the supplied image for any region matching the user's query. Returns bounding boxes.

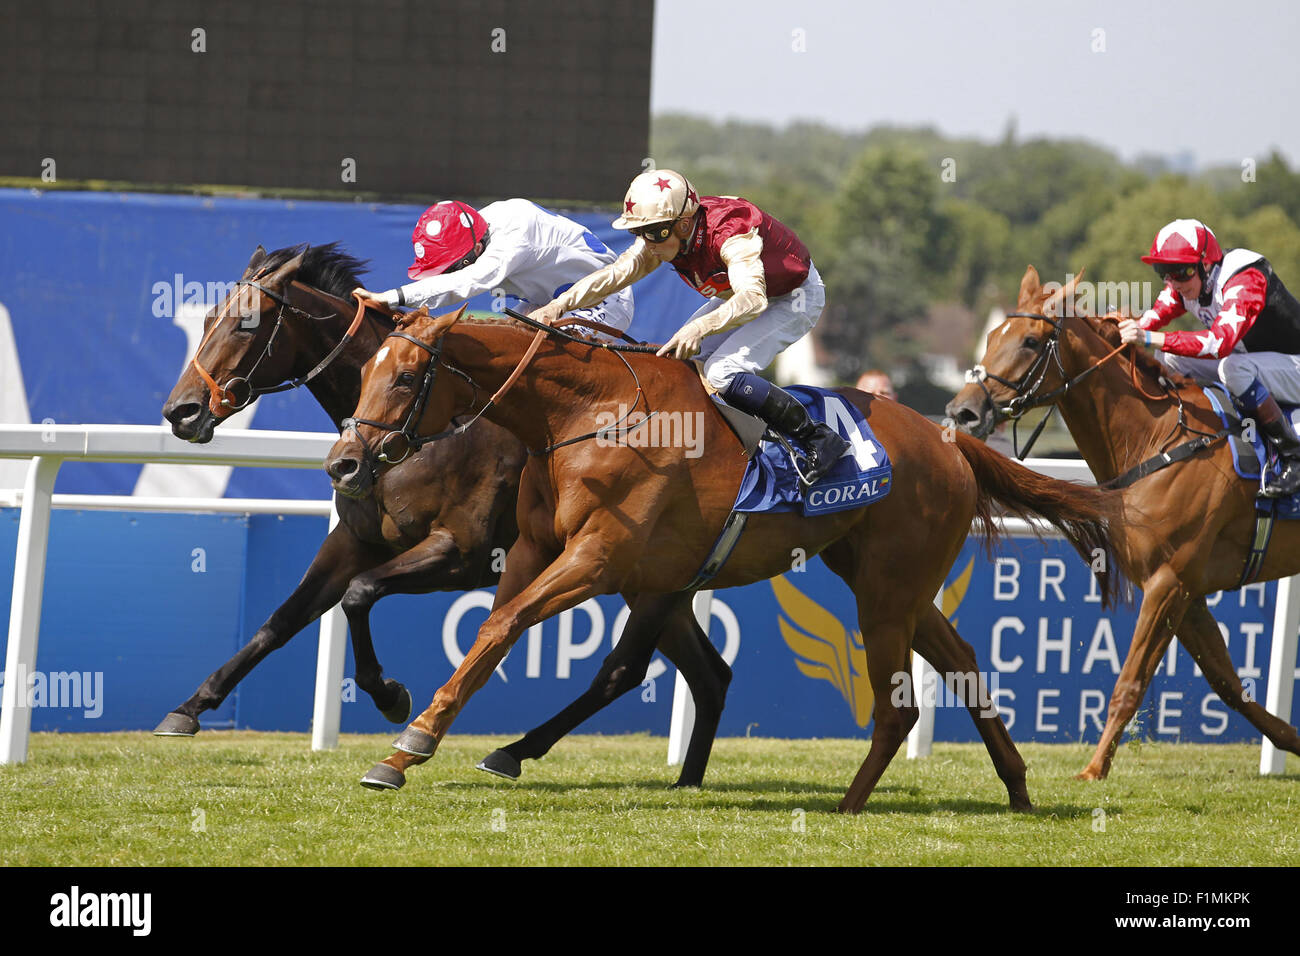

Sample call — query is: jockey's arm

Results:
[533,241,659,323]
[372,242,526,311]
[1157,268,1268,359]
[688,230,768,336]
[1138,286,1187,331]
[657,230,768,359]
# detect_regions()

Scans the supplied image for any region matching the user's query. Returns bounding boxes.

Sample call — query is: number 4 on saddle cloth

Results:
[1203,384,1300,518]
[730,386,892,517]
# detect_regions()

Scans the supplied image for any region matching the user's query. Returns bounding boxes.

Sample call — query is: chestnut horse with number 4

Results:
[946,267,1300,780]
[328,305,1121,812]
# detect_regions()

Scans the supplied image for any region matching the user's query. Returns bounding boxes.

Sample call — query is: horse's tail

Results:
[954,432,1120,607]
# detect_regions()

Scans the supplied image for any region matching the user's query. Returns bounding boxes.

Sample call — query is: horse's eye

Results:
[396,371,416,387]
[1023,336,1040,350]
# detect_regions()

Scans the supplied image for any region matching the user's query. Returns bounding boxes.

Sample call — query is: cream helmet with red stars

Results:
[611,169,700,231]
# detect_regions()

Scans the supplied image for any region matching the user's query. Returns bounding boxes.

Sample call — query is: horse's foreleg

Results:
[362,535,611,789]
[479,594,730,787]
[1078,567,1192,780]
[155,525,381,735]
[1177,598,1300,757]
[341,528,469,723]
[913,604,1031,811]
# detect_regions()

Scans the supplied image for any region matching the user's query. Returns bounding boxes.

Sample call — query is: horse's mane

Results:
[258,243,370,302]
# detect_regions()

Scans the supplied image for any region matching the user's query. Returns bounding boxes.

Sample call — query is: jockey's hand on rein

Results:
[1117,318,1143,345]
[657,319,705,359]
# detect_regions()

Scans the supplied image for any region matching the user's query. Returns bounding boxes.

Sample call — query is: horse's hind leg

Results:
[1078,566,1192,780]
[478,593,730,787]
[913,604,1031,811]
[155,524,381,735]
[1177,597,1300,758]
[839,606,917,814]
[341,528,474,723]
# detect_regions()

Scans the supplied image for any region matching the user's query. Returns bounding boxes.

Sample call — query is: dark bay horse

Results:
[328,306,1122,812]
[946,266,1300,779]
[155,243,731,788]
[155,243,525,733]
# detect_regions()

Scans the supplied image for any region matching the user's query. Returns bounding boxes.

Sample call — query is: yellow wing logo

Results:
[772,556,975,728]
[942,557,974,626]
[771,574,874,727]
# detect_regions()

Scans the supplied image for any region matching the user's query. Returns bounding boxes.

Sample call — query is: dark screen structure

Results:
[0,0,653,201]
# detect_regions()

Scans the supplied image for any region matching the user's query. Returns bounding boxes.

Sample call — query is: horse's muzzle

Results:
[325,445,374,499]
[163,398,217,444]
[944,390,998,440]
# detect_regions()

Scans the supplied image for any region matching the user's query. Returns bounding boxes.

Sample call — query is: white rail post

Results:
[667,589,713,765]
[0,455,62,764]
[1261,572,1300,775]
[310,499,348,752]
[906,589,941,759]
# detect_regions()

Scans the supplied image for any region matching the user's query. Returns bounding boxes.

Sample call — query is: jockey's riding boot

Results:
[723,372,851,485]
[1237,378,1300,498]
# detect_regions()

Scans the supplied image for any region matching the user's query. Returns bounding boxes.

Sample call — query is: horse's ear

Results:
[429,303,468,337]
[243,244,268,278]
[261,250,305,290]
[1018,266,1041,308]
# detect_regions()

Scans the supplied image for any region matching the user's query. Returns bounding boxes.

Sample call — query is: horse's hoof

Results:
[153,712,200,736]
[393,726,437,757]
[475,749,522,780]
[360,764,406,791]
[379,682,412,724]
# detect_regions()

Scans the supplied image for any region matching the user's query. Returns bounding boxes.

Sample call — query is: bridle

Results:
[191,279,373,415]
[962,310,1137,459]
[340,308,662,468]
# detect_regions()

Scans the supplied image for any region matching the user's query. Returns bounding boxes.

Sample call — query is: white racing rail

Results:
[0,426,1296,775]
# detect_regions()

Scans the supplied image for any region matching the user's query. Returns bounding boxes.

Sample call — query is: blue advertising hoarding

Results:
[1,509,1293,745]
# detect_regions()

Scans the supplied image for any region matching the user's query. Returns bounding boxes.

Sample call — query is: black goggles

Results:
[635,221,677,243]
[1154,262,1198,283]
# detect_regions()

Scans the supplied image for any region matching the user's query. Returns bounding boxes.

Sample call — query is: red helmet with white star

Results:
[408,201,489,279]
[1140,218,1224,266]
[611,169,700,230]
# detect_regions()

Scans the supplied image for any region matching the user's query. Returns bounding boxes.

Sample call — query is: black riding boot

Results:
[1256,398,1300,498]
[723,373,851,485]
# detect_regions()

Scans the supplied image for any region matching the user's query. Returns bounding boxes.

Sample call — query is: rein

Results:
[191,279,385,415]
[341,306,661,466]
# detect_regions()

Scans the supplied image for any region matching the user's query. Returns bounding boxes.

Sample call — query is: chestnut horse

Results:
[328,306,1121,812]
[155,243,525,734]
[155,242,737,786]
[946,266,1300,780]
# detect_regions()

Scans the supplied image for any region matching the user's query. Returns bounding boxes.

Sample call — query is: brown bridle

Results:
[190,281,380,416]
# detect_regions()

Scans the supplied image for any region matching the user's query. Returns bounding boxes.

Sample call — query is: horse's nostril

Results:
[327,458,359,482]
[956,407,980,425]
[165,402,202,425]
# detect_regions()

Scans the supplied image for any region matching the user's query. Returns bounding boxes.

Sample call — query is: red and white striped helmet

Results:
[1140,218,1224,266]
[611,169,700,230]
[408,201,489,279]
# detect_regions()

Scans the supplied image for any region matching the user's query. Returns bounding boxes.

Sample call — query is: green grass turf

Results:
[1,733,1296,866]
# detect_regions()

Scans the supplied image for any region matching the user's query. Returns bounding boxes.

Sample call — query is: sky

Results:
[651,0,1300,169]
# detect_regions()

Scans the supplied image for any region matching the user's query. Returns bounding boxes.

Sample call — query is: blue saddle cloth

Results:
[731,386,893,517]
[1202,384,1300,519]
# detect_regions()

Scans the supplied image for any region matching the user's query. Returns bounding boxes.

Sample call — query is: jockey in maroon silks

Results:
[1119,218,1300,497]
[533,169,849,484]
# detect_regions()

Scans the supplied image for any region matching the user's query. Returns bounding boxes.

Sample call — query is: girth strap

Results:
[1238,501,1276,589]
[680,511,749,592]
